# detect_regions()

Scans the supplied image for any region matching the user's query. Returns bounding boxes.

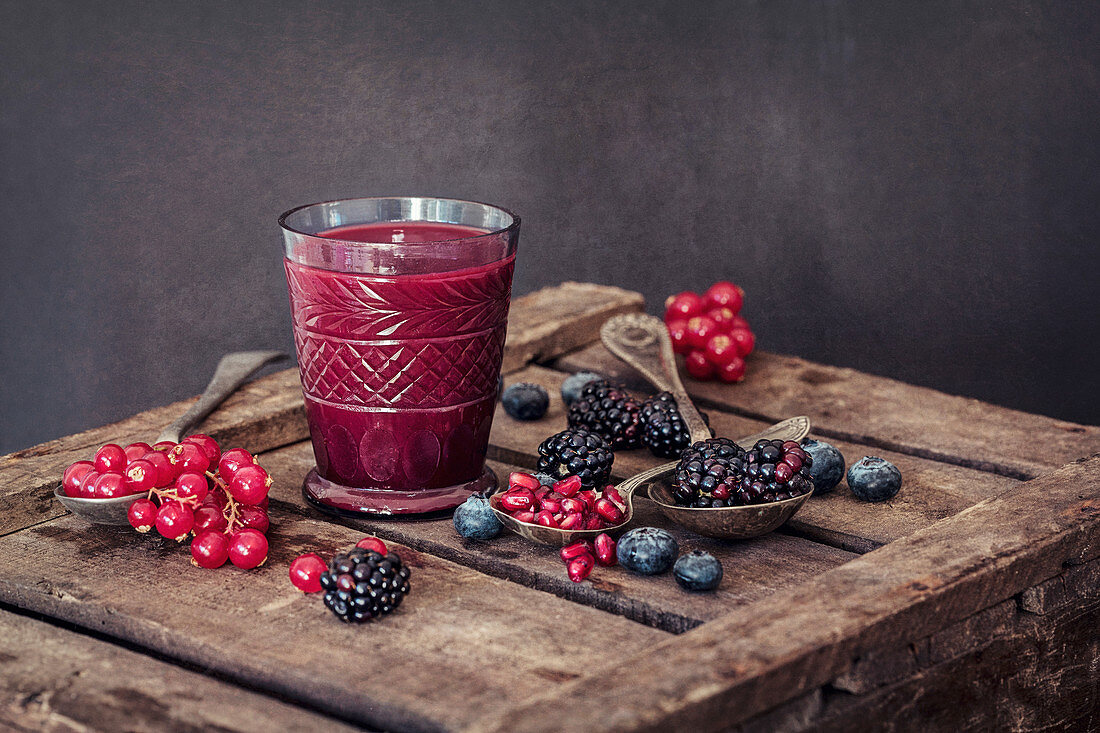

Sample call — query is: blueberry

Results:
[846,456,902,502]
[533,472,557,487]
[616,527,678,575]
[452,495,503,539]
[560,372,604,407]
[501,382,549,421]
[800,438,846,494]
[673,550,723,591]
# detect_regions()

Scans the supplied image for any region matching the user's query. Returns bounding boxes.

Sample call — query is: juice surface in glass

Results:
[281,199,518,515]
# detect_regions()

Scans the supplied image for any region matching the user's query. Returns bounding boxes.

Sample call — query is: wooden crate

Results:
[1,282,1097,732]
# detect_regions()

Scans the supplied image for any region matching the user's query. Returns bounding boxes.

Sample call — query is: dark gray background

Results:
[2,0,1098,454]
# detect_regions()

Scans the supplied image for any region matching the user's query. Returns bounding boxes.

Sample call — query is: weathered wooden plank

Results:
[552,343,1100,480]
[502,281,644,374]
[261,442,856,633]
[1018,555,1100,616]
[0,282,641,539]
[493,364,1021,553]
[0,510,666,733]
[471,455,1100,732]
[0,609,361,732]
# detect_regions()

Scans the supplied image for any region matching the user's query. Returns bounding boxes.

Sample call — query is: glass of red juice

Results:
[279,197,519,515]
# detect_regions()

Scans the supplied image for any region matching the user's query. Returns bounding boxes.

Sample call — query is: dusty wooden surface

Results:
[0,281,1096,732]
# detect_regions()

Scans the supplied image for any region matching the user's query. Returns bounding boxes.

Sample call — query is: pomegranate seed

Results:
[685,350,714,380]
[559,513,584,530]
[576,490,598,512]
[228,464,271,506]
[603,486,626,511]
[191,531,230,569]
[595,498,624,523]
[289,553,327,592]
[594,533,617,566]
[560,497,586,515]
[729,328,755,357]
[356,536,388,555]
[155,501,194,541]
[702,281,744,314]
[228,529,268,569]
[585,514,605,530]
[500,489,534,512]
[123,442,153,463]
[539,496,562,514]
[663,291,704,322]
[508,472,540,491]
[552,475,582,498]
[666,319,691,355]
[62,461,95,498]
[168,442,210,474]
[716,357,746,383]
[566,554,595,582]
[512,510,536,524]
[704,334,740,367]
[560,540,595,562]
[93,444,127,475]
[533,486,551,502]
[218,448,255,480]
[535,510,559,528]
[128,498,158,532]
[685,315,719,349]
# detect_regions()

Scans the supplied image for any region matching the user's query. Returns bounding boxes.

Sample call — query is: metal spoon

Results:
[55,350,286,524]
[491,314,809,546]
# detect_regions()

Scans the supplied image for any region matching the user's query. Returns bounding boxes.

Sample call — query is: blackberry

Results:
[536,428,614,490]
[672,437,814,507]
[319,548,411,623]
[566,380,643,450]
[638,391,711,459]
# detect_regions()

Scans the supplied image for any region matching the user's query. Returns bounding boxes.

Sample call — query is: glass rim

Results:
[278,196,521,247]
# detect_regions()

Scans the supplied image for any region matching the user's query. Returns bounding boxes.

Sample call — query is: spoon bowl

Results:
[645,479,813,540]
[488,490,634,547]
[54,486,144,526]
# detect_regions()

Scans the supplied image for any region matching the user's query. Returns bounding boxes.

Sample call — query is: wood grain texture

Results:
[494,364,1021,553]
[502,281,644,374]
[553,343,1100,480]
[472,455,1100,732]
[0,512,665,733]
[0,609,362,733]
[260,443,856,633]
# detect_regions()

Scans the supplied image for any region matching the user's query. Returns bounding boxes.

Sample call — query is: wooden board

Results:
[0,609,361,732]
[0,511,666,733]
[260,442,857,633]
[553,343,1100,480]
[472,455,1100,732]
[0,282,642,538]
[494,364,1022,553]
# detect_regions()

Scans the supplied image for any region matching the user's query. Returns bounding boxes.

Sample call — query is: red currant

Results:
[289,553,327,592]
[174,472,209,505]
[729,314,750,331]
[728,328,755,357]
[123,459,158,495]
[140,450,178,487]
[168,442,210,474]
[666,319,690,355]
[717,357,747,383]
[664,291,704,322]
[62,461,95,498]
[183,434,220,469]
[128,498,158,532]
[94,472,128,498]
[228,464,271,505]
[218,448,255,480]
[702,281,744,314]
[78,470,101,498]
[153,441,177,452]
[685,315,719,349]
[93,444,127,475]
[228,529,268,569]
[191,531,230,569]
[706,307,738,332]
[202,489,229,511]
[193,505,229,534]
[237,505,269,534]
[123,442,153,463]
[155,501,194,541]
[685,350,714,380]
[356,536,387,555]
[704,334,740,367]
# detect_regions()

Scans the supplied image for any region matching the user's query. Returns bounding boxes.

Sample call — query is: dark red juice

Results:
[284,221,514,513]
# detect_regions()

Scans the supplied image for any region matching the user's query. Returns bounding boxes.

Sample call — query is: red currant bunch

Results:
[663,281,755,382]
[62,434,273,570]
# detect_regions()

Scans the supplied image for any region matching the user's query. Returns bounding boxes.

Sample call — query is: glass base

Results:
[301,465,497,517]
